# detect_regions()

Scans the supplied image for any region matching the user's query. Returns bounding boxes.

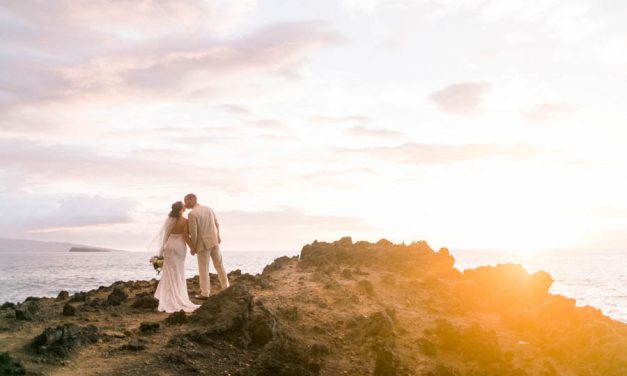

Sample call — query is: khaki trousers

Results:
[197,245,229,297]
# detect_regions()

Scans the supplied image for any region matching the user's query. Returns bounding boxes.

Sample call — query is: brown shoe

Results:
[193,294,209,300]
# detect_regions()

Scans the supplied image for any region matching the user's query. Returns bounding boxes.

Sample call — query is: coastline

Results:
[1,238,625,375]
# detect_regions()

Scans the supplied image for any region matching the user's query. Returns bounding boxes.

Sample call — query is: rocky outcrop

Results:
[0,238,625,376]
[0,352,25,375]
[31,323,99,357]
[106,287,128,306]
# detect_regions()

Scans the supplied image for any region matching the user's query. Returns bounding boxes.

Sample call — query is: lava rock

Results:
[106,287,128,306]
[422,364,461,376]
[374,346,399,376]
[139,322,160,333]
[165,310,188,325]
[416,337,437,356]
[69,292,87,303]
[62,303,77,317]
[124,337,147,351]
[15,301,39,321]
[358,280,375,295]
[239,336,320,376]
[190,284,254,333]
[341,269,353,279]
[84,297,103,308]
[131,293,159,309]
[0,352,25,375]
[355,311,394,340]
[248,309,277,347]
[31,324,99,357]
[309,342,331,356]
[262,256,296,275]
[278,306,299,321]
[56,291,70,301]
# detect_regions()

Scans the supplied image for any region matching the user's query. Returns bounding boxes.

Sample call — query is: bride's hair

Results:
[169,201,184,218]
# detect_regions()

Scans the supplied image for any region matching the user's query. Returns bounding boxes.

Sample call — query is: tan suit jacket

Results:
[188,204,220,252]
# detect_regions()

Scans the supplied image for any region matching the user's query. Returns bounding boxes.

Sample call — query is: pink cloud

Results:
[308,115,370,124]
[429,82,491,114]
[347,126,402,138]
[525,103,574,123]
[0,16,343,112]
[0,137,249,192]
[339,142,543,164]
[0,193,133,235]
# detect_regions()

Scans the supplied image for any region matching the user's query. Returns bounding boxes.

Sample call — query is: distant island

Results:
[0,238,128,253]
[69,246,124,253]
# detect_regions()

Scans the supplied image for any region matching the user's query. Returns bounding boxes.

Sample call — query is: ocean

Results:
[0,249,624,323]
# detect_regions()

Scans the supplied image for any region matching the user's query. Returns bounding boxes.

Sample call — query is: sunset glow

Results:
[1,1,626,252]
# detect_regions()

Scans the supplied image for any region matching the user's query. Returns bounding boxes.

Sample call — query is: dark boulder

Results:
[277,306,299,321]
[262,256,297,275]
[358,280,375,295]
[422,364,461,376]
[348,311,394,346]
[374,346,399,376]
[62,303,76,316]
[190,284,254,334]
[0,352,25,375]
[416,337,437,356]
[238,336,320,376]
[15,301,39,321]
[56,290,70,301]
[124,337,147,351]
[84,297,103,308]
[31,324,99,357]
[433,320,502,365]
[139,322,160,333]
[69,292,87,302]
[248,305,277,347]
[106,287,128,306]
[309,342,331,356]
[165,310,187,325]
[341,269,353,279]
[131,293,159,309]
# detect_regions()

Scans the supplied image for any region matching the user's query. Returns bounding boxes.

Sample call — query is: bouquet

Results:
[149,256,164,274]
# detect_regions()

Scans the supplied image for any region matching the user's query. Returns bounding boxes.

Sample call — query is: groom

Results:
[185,193,230,299]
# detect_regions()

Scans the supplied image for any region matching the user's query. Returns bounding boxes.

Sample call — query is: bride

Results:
[152,201,200,313]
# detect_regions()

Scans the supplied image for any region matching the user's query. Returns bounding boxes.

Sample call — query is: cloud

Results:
[0,137,247,192]
[0,193,133,234]
[0,7,343,113]
[308,115,369,124]
[429,82,491,115]
[525,103,574,123]
[1,1,257,43]
[250,119,289,130]
[116,22,343,91]
[339,142,543,165]
[347,126,402,138]
[215,104,252,116]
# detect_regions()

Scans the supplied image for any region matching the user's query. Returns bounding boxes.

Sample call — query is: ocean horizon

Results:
[1,248,624,323]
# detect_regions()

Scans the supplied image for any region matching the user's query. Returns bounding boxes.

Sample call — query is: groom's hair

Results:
[184,193,197,206]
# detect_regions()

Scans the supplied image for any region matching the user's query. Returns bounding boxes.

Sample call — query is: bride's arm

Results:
[183,220,195,255]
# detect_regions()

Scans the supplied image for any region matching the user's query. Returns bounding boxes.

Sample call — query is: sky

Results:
[1,0,626,253]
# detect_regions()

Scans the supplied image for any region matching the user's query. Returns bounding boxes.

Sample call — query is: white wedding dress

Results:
[154,230,200,313]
